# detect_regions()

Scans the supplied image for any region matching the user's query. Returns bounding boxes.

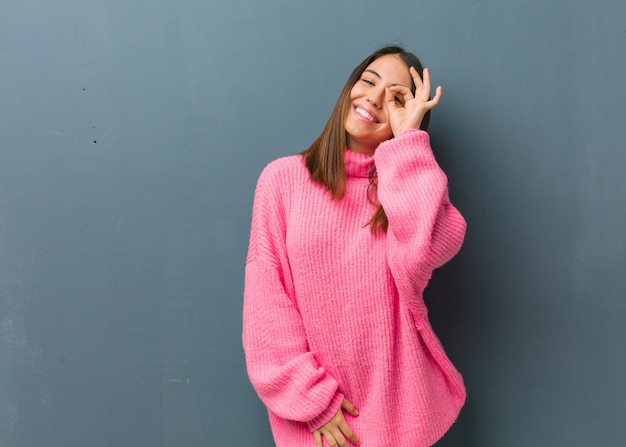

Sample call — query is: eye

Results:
[361,78,374,86]
[394,95,405,106]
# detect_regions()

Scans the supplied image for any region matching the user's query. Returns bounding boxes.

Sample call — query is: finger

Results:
[314,430,323,447]
[330,428,348,447]
[341,398,359,416]
[388,85,414,104]
[409,66,423,89]
[429,85,443,107]
[421,67,432,101]
[339,421,360,445]
[384,87,411,113]
[320,430,339,447]
[384,87,399,111]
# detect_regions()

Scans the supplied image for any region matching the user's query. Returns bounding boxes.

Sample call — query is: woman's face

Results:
[344,54,412,155]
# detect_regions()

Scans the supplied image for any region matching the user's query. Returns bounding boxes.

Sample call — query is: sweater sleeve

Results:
[242,162,344,430]
[374,129,466,316]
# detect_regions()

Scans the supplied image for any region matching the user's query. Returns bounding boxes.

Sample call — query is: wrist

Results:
[306,391,345,432]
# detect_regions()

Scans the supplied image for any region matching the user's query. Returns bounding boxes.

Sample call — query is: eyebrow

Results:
[363,69,382,79]
[363,69,409,88]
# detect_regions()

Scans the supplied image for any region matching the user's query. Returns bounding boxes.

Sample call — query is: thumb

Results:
[384,87,399,112]
[341,398,359,416]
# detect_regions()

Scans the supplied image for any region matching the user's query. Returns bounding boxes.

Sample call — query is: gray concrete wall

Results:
[1,1,625,446]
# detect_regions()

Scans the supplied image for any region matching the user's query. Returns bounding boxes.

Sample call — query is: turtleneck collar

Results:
[344,148,375,178]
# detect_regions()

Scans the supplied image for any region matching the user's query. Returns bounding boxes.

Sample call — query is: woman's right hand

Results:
[313,398,360,447]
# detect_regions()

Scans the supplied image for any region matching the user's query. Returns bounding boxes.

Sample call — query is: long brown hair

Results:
[301,45,430,232]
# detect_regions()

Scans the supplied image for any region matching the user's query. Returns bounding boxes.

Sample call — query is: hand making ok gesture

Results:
[385,66,443,136]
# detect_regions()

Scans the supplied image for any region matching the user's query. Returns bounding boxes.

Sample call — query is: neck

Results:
[346,135,376,156]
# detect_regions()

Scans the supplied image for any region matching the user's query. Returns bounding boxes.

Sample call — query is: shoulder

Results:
[251,155,310,224]
[262,154,305,176]
[256,154,307,191]
[261,154,306,175]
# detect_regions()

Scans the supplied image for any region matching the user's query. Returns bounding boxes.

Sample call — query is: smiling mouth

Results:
[354,106,379,123]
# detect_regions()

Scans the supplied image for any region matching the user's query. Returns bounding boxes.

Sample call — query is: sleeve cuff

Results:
[306,391,345,432]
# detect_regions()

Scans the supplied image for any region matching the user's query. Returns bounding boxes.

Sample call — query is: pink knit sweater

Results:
[243,129,466,447]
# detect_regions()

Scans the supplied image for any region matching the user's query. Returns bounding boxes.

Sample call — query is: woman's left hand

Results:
[385,66,442,136]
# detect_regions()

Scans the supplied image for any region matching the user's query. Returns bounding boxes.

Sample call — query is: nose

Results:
[367,87,385,108]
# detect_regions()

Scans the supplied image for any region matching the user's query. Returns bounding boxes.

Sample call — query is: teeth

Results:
[356,107,376,123]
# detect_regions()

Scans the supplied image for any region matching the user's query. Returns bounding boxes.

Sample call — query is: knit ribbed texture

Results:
[243,129,467,447]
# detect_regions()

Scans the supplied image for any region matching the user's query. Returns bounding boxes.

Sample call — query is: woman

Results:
[243,46,466,447]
